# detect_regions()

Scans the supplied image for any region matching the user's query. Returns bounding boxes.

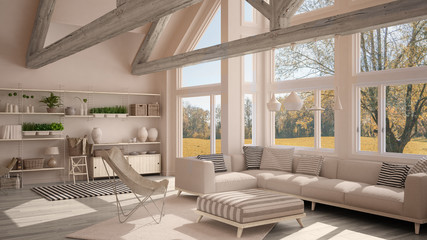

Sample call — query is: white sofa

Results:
[175,154,427,234]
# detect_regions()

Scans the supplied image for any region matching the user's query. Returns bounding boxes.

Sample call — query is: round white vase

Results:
[137,127,148,142]
[91,127,102,144]
[147,128,158,142]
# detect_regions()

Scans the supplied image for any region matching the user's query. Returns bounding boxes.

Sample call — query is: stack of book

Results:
[1,125,22,139]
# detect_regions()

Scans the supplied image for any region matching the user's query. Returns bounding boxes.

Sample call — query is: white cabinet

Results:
[89,154,161,178]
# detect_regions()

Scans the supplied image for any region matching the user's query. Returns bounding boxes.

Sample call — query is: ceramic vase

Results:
[91,127,102,144]
[65,107,75,115]
[147,128,158,142]
[137,127,148,142]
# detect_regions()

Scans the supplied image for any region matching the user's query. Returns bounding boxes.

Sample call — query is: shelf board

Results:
[0,88,160,96]
[10,167,65,173]
[64,115,94,118]
[93,142,160,146]
[0,137,65,142]
[0,112,64,115]
[64,115,160,118]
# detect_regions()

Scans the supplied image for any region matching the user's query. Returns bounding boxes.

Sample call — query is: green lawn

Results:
[183,137,427,157]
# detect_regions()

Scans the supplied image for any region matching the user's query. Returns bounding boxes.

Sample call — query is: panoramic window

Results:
[244,94,254,145]
[275,38,335,81]
[321,90,335,149]
[275,91,315,148]
[295,0,334,15]
[244,54,254,83]
[358,83,427,155]
[275,90,335,149]
[359,86,378,152]
[243,1,254,22]
[181,95,221,157]
[181,9,221,88]
[360,20,427,72]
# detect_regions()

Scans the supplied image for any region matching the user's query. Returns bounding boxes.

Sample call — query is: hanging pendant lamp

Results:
[283,91,303,111]
[334,87,343,111]
[267,95,281,112]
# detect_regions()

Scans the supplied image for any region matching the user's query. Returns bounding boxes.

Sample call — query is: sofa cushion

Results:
[337,160,382,185]
[302,179,368,204]
[260,147,294,172]
[345,185,404,215]
[243,146,264,169]
[408,157,427,175]
[197,154,227,173]
[265,173,324,195]
[296,155,323,176]
[242,169,286,188]
[377,162,410,188]
[215,172,258,192]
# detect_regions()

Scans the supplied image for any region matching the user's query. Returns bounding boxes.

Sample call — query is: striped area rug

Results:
[31,180,132,201]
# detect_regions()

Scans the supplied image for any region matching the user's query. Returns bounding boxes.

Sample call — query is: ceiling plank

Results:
[245,0,272,20]
[271,0,304,30]
[132,0,427,75]
[26,0,56,59]
[131,15,171,69]
[26,0,203,69]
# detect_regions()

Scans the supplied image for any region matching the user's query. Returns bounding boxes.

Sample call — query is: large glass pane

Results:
[275,38,335,81]
[215,95,222,154]
[244,54,254,83]
[321,90,334,149]
[360,20,427,72]
[296,0,334,15]
[275,91,315,147]
[182,9,221,87]
[386,83,427,154]
[244,1,254,22]
[360,87,378,152]
[182,96,211,157]
[244,94,254,145]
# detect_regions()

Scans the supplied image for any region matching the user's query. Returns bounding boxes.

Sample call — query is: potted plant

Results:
[40,92,62,113]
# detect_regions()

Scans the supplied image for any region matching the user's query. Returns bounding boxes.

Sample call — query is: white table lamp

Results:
[45,146,59,168]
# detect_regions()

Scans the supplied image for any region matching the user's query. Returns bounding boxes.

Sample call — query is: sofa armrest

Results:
[175,157,216,195]
[230,154,245,172]
[403,173,427,220]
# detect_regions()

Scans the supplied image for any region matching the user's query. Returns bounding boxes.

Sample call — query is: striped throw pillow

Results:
[377,162,410,188]
[296,155,324,176]
[260,147,294,172]
[243,146,264,169]
[197,154,227,173]
[408,158,427,175]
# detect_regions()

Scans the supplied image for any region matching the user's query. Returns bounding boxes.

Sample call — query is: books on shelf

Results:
[1,125,22,139]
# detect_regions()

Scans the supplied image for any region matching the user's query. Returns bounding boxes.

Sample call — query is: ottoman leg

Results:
[296,218,304,228]
[237,227,243,238]
[196,215,203,223]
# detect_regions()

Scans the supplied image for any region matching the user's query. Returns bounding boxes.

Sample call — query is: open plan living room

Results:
[1,0,427,239]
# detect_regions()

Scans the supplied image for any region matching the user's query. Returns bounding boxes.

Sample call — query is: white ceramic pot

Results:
[91,127,102,144]
[147,128,158,142]
[137,127,148,142]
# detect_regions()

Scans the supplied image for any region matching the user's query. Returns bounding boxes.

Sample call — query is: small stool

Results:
[69,156,89,184]
[195,189,305,238]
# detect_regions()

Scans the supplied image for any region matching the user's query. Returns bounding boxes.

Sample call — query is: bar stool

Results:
[69,155,89,184]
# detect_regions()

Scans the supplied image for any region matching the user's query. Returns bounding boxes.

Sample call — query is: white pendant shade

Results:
[267,95,281,112]
[283,91,303,111]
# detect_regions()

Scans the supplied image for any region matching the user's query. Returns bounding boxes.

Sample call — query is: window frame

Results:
[242,53,257,146]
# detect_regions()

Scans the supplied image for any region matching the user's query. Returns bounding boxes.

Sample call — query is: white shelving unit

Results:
[1,87,162,186]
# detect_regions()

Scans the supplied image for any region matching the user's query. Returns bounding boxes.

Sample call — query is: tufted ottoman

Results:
[195,189,305,238]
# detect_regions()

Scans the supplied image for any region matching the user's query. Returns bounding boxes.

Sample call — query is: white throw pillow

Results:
[295,155,324,176]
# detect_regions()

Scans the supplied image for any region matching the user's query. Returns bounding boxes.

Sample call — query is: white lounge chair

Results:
[101,147,168,223]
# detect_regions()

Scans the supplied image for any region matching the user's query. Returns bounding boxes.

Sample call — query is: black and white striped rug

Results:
[31,180,132,201]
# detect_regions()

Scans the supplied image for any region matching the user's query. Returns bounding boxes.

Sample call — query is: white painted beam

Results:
[132,0,427,75]
[26,0,203,69]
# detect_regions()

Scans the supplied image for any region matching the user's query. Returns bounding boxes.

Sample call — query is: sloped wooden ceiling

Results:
[26,0,427,76]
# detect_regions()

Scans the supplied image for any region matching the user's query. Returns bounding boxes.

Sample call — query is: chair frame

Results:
[100,147,168,224]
